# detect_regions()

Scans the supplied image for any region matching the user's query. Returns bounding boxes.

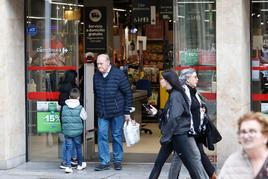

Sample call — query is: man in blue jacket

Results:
[93,54,133,171]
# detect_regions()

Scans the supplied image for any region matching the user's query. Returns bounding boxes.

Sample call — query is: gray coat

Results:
[159,89,191,144]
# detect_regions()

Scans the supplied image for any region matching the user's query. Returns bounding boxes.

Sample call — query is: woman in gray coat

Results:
[148,70,208,179]
[168,68,217,179]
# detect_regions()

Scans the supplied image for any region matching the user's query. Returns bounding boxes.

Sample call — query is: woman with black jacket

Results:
[148,70,208,179]
[168,68,220,179]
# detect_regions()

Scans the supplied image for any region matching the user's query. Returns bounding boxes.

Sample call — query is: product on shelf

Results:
[143,67,159,83]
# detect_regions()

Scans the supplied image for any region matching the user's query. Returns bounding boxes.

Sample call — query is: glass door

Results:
[251,0,268,113]
[26,0,82,161]
[174,0,217,164]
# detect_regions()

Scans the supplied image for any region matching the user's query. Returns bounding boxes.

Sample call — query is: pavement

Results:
[0,162,191,179]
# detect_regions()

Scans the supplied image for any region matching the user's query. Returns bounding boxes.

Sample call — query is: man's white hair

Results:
[97,54,110,61]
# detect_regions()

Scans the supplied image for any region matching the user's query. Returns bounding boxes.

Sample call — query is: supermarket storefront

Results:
[0,0,253,169]
[24,0,219,164]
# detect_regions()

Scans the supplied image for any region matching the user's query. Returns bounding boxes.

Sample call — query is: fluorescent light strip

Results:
[261,9,268,11]
[27,16,46,19]
[51,17,63,20]
[113,8,126,12]
[177,1,215,4]
[204,9,216,12]
[50,2,84,7]
[27,16,63,21]
[252,1,268,3]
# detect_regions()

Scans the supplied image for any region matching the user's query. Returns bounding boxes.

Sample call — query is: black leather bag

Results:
[201,119,222,151]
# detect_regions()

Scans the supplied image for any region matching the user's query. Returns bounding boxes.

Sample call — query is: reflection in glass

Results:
[26,0,81,161]
[251,1,268,113]
[174,0,216,92]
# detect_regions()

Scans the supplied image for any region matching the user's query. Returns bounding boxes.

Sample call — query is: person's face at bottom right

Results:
[238,120,267,150]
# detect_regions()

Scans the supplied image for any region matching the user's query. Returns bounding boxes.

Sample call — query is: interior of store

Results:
[26,0,217,163]
[26,0,174,162]
[80,0,173,162]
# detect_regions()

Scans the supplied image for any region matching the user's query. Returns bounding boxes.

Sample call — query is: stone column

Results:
[216,0,251,167]
[0,0,25,169]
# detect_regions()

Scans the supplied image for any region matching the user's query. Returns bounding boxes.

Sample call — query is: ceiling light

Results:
[50,1,84,7]
[27,16,63,21]
[204,9,216,12]
[113,8,126,12]
[178,1,215,4]
[252,1,268,3]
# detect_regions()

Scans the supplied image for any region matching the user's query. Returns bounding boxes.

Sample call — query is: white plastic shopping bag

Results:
[123,119,140,147]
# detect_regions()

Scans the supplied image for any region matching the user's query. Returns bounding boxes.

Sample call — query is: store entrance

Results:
[25,0,170,163]
[80,1,175,163]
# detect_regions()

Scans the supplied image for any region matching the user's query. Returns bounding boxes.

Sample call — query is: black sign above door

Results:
[85,7,107,54]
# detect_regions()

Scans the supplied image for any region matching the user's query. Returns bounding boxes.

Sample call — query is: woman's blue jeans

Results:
[97,116,124,165]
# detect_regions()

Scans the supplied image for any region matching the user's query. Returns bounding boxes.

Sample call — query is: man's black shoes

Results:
[94,163,110,171]
[114,162,122,170]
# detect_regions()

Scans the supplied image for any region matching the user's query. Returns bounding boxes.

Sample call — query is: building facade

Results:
[0,0,253,170]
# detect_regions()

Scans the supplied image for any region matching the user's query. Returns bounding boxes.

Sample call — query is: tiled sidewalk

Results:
[0,162,191,179]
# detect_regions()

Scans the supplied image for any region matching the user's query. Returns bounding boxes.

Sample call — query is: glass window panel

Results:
[26,0,81,161]
[174,0,216,91]
[251,1,268,113]
[174,0,217,163]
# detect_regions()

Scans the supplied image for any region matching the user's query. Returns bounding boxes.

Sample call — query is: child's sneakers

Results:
[60,162,67,169]
[71,158,78,166]
[77,162,87,170]
[60,162,76,169]
[65,167,73,173]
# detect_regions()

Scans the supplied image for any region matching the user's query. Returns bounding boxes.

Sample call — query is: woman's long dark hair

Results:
[162,70,189,105]
[61,70,77,85]
[58,70,78,106]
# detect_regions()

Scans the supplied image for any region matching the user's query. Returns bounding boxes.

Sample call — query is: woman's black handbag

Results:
[201,118,222,151]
